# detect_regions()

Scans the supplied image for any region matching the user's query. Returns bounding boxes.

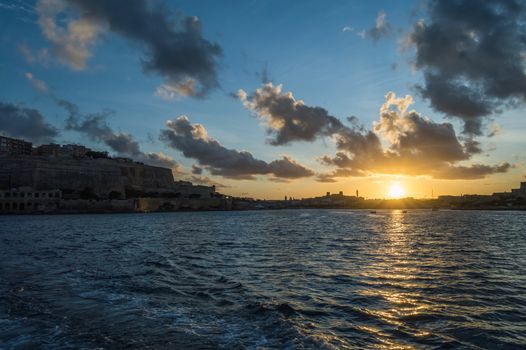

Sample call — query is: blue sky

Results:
[1,0,525,198]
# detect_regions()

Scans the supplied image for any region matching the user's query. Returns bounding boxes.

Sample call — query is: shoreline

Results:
[1,206,525,216]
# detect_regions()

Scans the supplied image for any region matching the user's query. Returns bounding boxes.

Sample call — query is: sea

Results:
[1,210,525,349]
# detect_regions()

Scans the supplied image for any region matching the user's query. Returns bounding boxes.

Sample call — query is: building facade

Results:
[511,182,526,198]
[0,136,32,155]
[35,143,91,158]
[0,187,61,213]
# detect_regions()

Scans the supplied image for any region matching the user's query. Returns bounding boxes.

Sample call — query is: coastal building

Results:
[0,138,220,209]
[35,143,91,158]
[0,136,32,155]
[492,182,526,199]
[511,182,526,199]
[0,137,231,213]
[301,191,364,207]
[0,187,61,213]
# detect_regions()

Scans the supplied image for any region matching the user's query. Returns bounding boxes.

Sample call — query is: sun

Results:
[388,182,406,199]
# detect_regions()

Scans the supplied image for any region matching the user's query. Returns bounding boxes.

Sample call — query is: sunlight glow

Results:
[388,183,406,199]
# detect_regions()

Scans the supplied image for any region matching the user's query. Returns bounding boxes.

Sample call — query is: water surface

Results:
[1,210,525,349]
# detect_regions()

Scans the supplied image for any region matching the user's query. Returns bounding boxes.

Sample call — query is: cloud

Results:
[364,10,391,41]
[407,0,526,135]
[0,102,59,144]
[36,0,222,97]
[56,99,180,169]
[488,122,501,138]
[318,92,511,181]
[191,164,203,175]
[136,151,179,169]
[238,83,509,181]
[238,83,343,145]
[36,0,102,70]
[432,163,511,180]
[18,44,50,66]
[159,115,314,180]
[373,92,470,163]
[64,109,142,155]
[187,174,229,189]
[25,72,49,93]
[155,79,197,100]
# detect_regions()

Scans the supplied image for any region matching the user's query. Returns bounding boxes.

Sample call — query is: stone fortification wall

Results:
[0,155,175,197]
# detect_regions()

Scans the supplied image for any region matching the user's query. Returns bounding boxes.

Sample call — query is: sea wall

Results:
[136,197,232,212]
[58,199,136,213]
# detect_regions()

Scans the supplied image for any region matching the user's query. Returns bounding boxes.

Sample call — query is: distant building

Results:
[35,143,91,158]
[0,137,218,204]
[62,144,90,157]
[34,143,61,157]
[492,182,526,199]
[0,136,32,155]
[511,182,526,199]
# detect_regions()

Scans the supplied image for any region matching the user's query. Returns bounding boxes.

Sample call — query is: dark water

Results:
[1,210,526,349]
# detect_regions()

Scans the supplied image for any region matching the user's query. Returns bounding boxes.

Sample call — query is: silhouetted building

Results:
[0,136,32,155]
[511,182,526,199]
[34,143,61,157]
[35,143,92,158]
[492,182,526,199]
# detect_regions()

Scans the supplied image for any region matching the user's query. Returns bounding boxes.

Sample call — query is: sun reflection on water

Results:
[354,210,437,347]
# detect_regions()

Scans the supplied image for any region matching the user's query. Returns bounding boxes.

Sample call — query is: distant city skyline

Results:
[1,0,525,199]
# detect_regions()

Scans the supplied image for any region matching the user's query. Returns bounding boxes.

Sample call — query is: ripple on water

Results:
[0,210,526,349]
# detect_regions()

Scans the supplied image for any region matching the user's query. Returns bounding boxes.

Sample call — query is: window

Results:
[35,193,39,198]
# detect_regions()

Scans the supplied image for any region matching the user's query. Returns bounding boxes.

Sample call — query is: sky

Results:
[1,0,525,199]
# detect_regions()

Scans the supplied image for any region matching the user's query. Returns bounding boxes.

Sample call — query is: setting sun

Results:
[388,183,406,199]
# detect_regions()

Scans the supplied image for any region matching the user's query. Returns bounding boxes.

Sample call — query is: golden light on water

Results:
[388,182,406,199]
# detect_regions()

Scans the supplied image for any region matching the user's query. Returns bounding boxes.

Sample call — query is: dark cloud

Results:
[239,84,510,181]
[188,174,229,189]
[37,0,222,97]
[137,152,179,169]
[323,92,510,181]
[65,110,142,156]
[0,102,59,144]
[23,72,182,170]
[408,0,526,134]
[432,163,511,180]
[59,100,179,169]
[159,116,314,180]
[191,164,203,175]
[238,83,343,145]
